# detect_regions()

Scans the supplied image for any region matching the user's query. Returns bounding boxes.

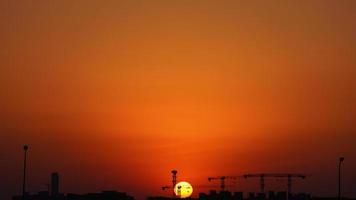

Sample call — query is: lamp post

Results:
[22,145,29,200]
[338,157,344,200]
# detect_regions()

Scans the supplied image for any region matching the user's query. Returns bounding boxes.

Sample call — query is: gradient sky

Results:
[1,1,356,200]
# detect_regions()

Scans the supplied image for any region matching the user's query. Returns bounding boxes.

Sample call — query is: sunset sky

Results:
[1,1,356,200]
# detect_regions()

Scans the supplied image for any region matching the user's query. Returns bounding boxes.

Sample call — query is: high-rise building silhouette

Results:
[51,172,59,197]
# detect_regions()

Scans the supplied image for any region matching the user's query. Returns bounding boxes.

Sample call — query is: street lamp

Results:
[338,157,344,200]
[22,145,29,200]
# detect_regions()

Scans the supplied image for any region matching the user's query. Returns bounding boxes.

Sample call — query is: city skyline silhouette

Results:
[5,145,353,200]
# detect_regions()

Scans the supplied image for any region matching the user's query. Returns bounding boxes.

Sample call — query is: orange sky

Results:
[1,1,356,200]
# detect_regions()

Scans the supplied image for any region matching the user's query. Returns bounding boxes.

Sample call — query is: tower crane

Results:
[161,170,178,197]
[171,170,178,197]
[243,173,308,195]
[207,176,242,191]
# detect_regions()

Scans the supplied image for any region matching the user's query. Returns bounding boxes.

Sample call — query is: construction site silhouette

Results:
[12,146,352,200]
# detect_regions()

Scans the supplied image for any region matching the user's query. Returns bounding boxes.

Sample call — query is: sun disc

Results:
[174,181,193,198]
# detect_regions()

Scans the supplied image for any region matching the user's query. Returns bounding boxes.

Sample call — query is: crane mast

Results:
[243,173,308,200]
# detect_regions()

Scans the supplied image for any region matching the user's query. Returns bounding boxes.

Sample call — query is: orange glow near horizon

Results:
[1,1,356,200]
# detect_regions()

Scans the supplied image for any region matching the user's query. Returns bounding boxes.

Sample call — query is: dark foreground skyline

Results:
[9,160,353,200]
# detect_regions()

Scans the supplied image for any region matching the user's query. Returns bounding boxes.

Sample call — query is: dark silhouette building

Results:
[12,172,134,200]
[198,190,313,200]
[12,191,65,200]
[147,197,197,200]
[199,190,242,200]
[51,173,59,198]
[67,191,134,200]
[13,190,133,200]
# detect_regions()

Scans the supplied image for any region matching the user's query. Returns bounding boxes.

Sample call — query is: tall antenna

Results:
[171,170,178,197]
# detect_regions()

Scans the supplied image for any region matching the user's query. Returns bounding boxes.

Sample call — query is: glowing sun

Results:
[174,181,193,198]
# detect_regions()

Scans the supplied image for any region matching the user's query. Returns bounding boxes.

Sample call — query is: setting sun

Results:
[174,181,193,198]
